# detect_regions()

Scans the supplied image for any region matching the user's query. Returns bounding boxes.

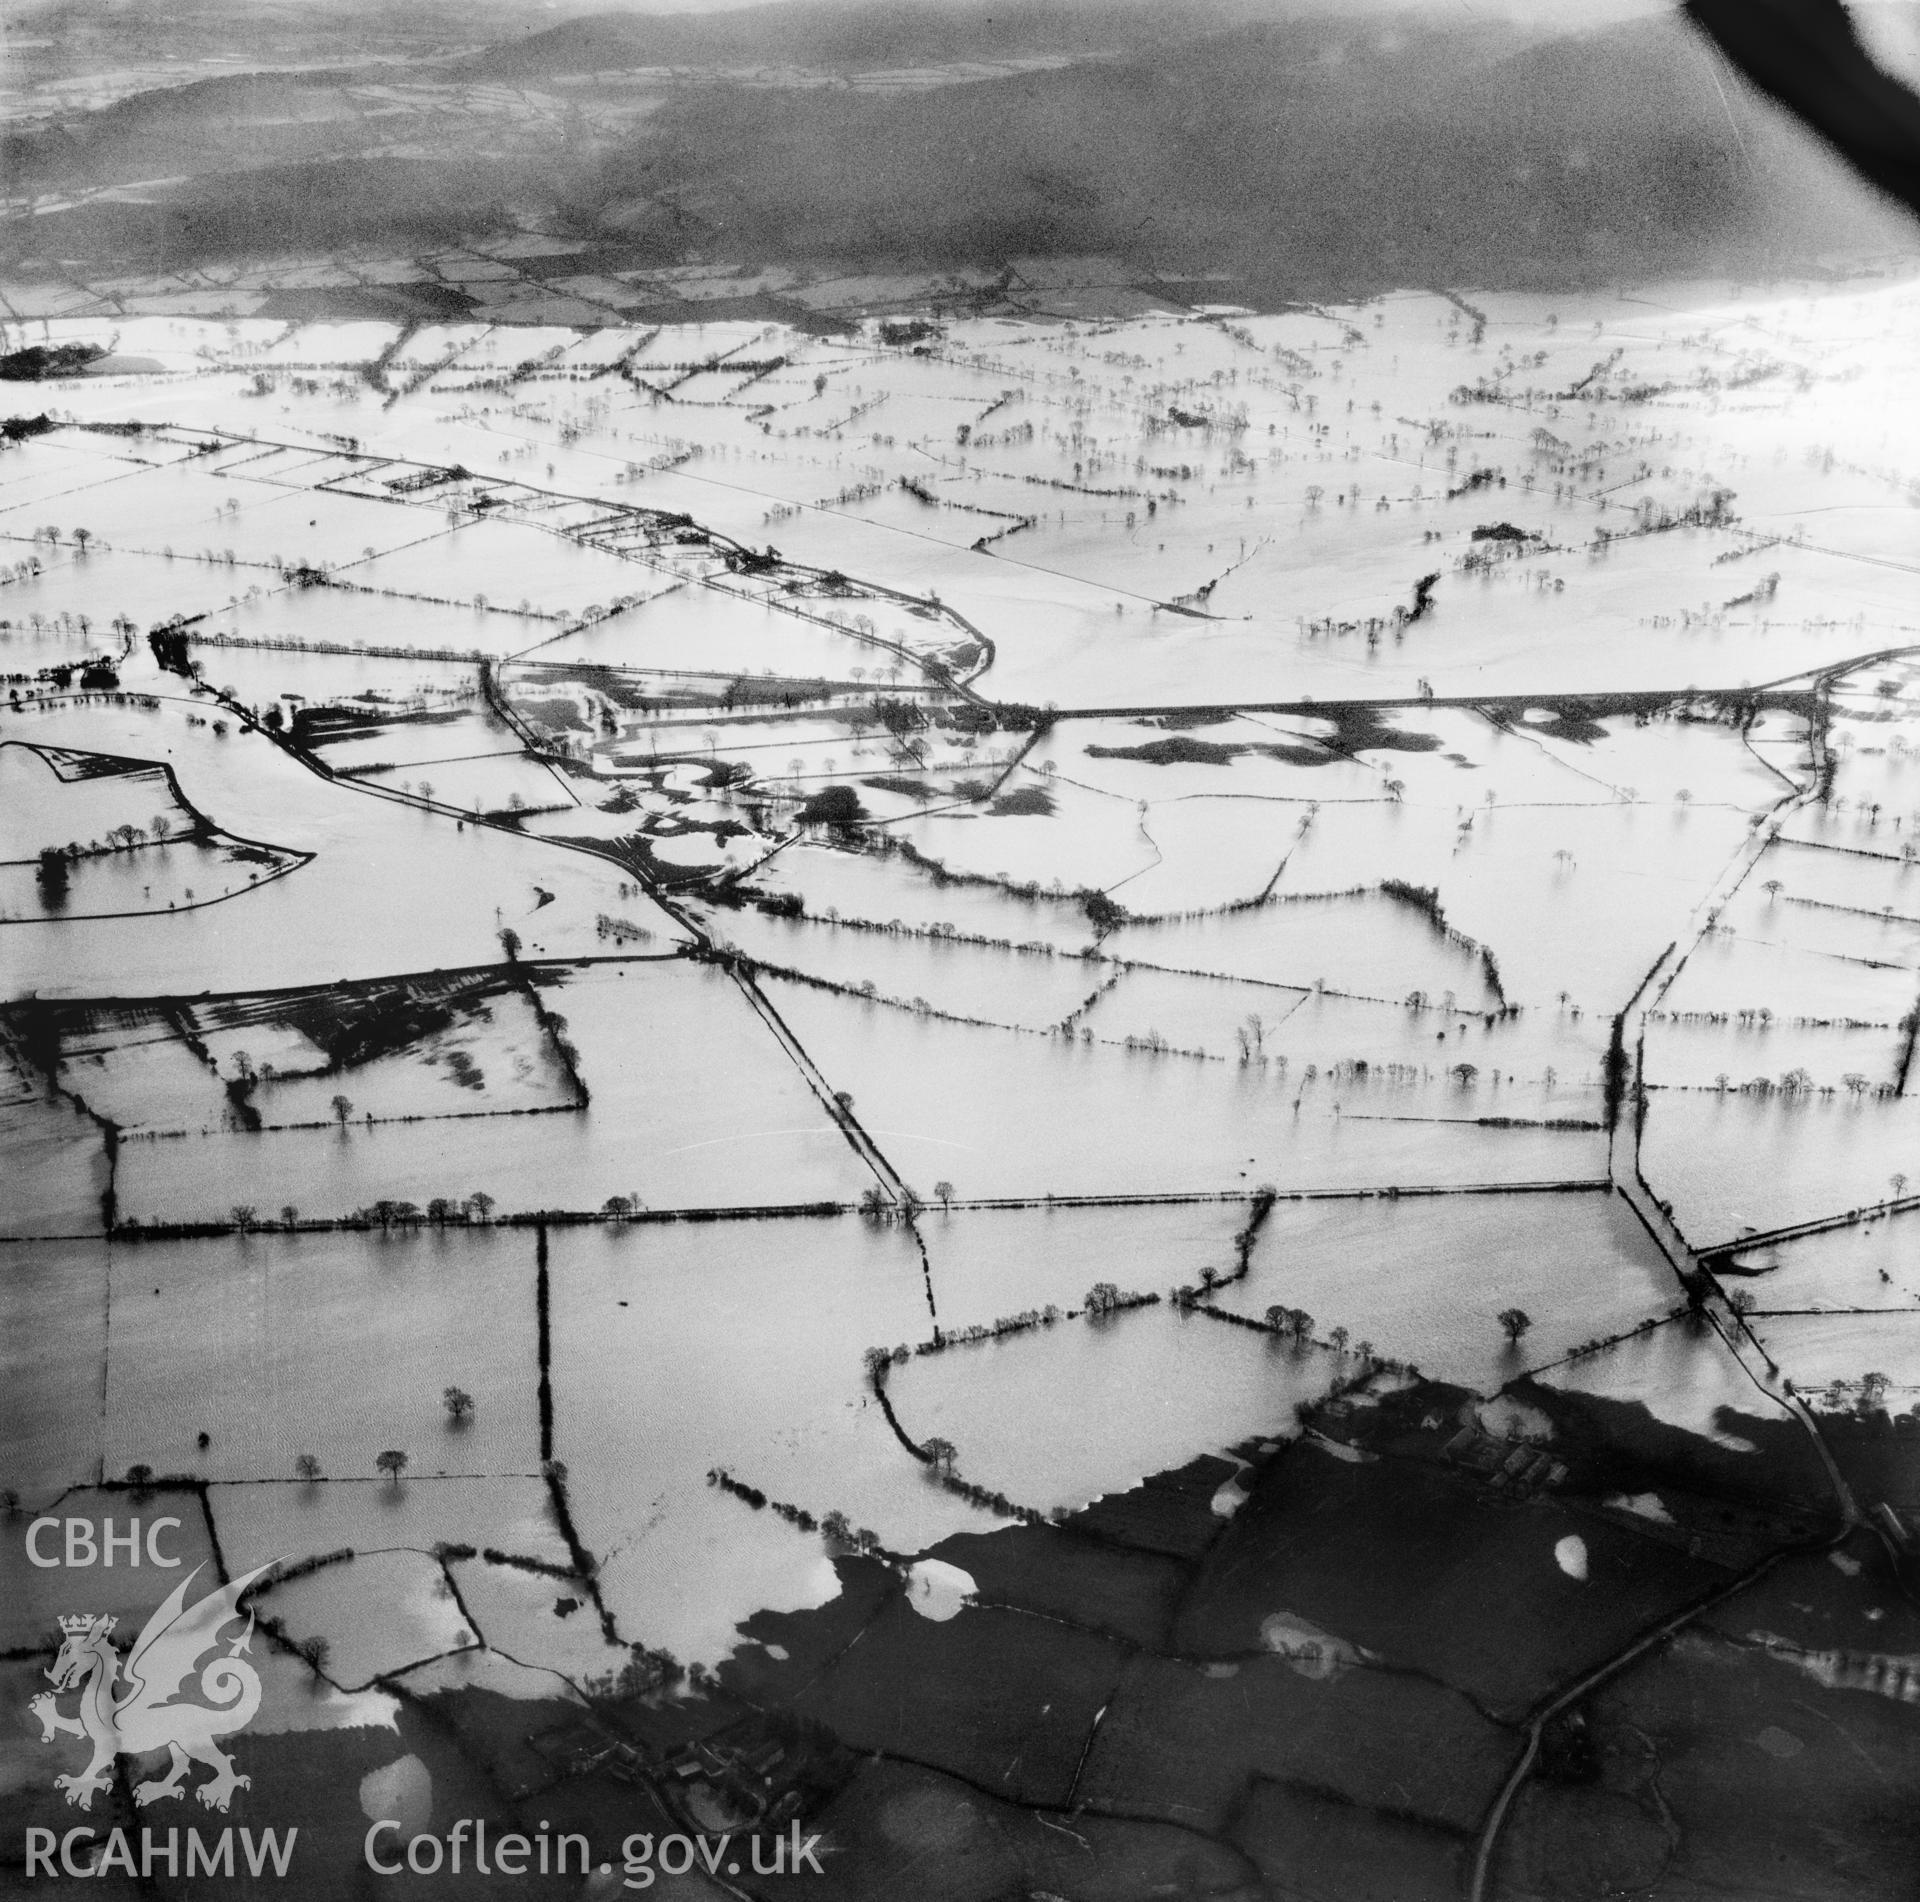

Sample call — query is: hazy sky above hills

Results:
[473,0,1914,85]
[501,0,1673,17]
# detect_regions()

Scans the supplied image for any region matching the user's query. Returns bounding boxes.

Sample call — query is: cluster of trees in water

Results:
[317,1189,497,1229]
[1804,1369,1920,1422]
[28,804,194,913]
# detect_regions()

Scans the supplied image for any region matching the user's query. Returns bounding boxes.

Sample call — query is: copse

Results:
[798,784,866,828]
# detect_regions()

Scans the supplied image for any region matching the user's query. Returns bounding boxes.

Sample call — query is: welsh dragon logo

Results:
[30,1562,274,1812]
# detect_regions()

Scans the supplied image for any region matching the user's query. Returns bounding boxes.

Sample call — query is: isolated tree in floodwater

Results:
[499,926,521,961]
[330,1093,353,1128]
[922,1437,958,1475]
[375,1449,409,1486]
[36,847,69,907]
[293,1454,320,1483]
[934,1180,954,1209]
[443,1386,475,1425]
[1498,1308,1533,1344]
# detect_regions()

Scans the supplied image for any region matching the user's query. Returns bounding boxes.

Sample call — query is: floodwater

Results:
[1729,1208,1920,1311]
[0,1240,110,1500]
[1536,1316,1775,1451]
[100,1227,543,1485]
[1207,1188,1677,1395]
[918,1200,1253,1330]
[1643,1090,1920,1249]
[766,977,1604,1202]
[8,273,1920,1697]
[544,1220,980,1669]
[886,1300,1335,1513]
[115,964,874,1222]
[1,698,686,998]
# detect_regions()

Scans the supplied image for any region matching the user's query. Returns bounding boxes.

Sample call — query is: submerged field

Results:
[4,273,1919,1897]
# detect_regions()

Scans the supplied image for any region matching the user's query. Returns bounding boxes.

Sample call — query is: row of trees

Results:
[1253,1302,1526,1350]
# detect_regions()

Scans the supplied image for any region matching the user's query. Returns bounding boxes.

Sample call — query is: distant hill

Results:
[4,1,1914,294]
[461,0,1279,79]
[555,10,1915,292]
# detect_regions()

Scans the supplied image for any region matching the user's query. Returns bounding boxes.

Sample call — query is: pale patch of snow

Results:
[905,1559,975,1622]
[1604,1491,1674,1525]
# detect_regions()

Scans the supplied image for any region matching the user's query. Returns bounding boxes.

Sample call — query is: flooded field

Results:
[545,1219,974,1668]
[114,962,875,1222]
[1750,1311,1920,1409]
[210,1475,567,1590]
[100,1227,543,1485]
[886,1300,1336,1514]
[1727,1208,1920,1311]
[1643,1067,1920,1247]
[917,1201,1254,1328]
[0,1239,109,1498]
[766,975,1605,1201]
[1206,1189,1677,1395]
[1534,1316,1778,1451]
[0,699,688,998]
[706,907,1103,1029]
[6,267,1920,1758]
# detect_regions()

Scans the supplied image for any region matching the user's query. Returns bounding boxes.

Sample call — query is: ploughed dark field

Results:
[9,1372,1915,1899]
